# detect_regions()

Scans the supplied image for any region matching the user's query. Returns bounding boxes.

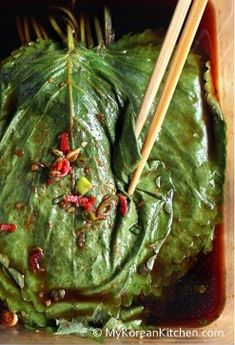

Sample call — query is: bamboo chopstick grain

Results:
[128,0,208,196]
[135,0,193,137]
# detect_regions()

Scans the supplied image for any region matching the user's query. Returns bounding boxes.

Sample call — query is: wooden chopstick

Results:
[128,0,208,196]
[135,0,193,138]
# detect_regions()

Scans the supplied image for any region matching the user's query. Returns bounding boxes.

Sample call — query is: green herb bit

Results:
[76,176,93,195]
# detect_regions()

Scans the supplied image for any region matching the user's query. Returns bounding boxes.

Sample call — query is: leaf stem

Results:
[38,23,49,40]
[31,17,43,40]
[15,16,25,45]
[67,24,75,188]
[49,16,67,43]
[67,24,75,51]
[86,17,94,48]
[104,7,113,46]
[80,14,86,46]
[23,16,31,43]
[94,16,105,48]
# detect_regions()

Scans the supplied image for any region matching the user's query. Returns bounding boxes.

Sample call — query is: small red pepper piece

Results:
[15,150,24,157]
[78,196,96,212]
[59,131,70,154]
[118,194,128,216]
[63,194,96,212]
[50,158,70,178]
[64,194,79,206]
[29,247,45,273]
[0,224,17,232]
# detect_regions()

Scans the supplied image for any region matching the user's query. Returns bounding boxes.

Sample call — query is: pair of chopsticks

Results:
[128,0,208,196]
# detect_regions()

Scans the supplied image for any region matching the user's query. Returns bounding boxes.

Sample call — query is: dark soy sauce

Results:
[138,225,225,327]
[0,0,224,327]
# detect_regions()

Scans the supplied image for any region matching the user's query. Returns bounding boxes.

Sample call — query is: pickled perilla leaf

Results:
[0,29,225,332]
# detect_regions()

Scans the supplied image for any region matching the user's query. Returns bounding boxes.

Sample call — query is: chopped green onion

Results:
[76,176,92,195]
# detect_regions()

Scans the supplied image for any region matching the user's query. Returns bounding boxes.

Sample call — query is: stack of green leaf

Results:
[0,14,225,336]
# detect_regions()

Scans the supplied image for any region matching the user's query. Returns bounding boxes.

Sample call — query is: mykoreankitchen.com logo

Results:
[92,327,225,340]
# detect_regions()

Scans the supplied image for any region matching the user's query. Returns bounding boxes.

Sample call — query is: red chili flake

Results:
[50,158,70,178]
[15,150,24,157]
[63,194,96,212]
[0,224,16,232]
[59,131,70,154]
[78,196,96,212]
[118,194,128,216]
[31,163,40,172]
[28,247,45,273]
[47,178,54,186]
[96,112,105,122]
[77,232,86,249]
[59,200,67,209]
[14,202,25,210]
[64,194,79,205]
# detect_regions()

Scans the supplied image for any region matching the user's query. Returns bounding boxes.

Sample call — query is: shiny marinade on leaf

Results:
[0,26,225,334]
